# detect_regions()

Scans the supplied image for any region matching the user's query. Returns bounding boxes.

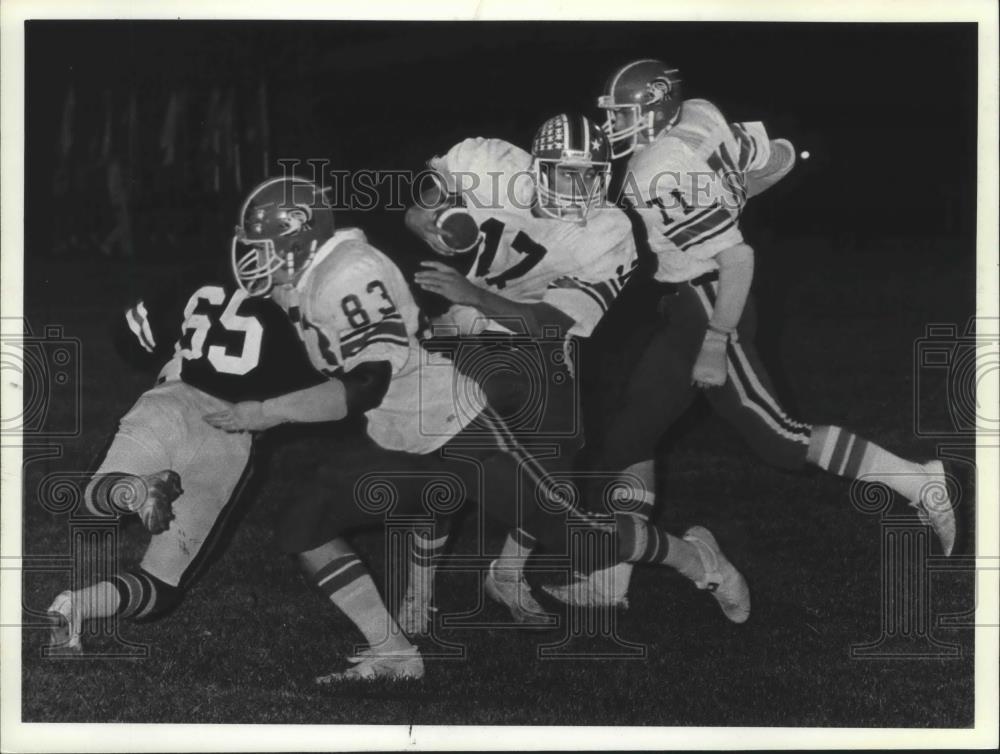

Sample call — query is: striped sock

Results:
[615,513,703,582]
[312,554,410,652]
[808,425,924,499]
[498,528,537,572]
[111,571,158,619]
[407,525,449,598]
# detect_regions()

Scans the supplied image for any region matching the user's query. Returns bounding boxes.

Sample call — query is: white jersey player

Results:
[211,177,660,677]
[408,117,637,340]
[202,176,489,681]
[542,59,955,611]
[403,115,640,624]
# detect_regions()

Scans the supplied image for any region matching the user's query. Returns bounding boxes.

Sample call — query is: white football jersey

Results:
[623,99,772,283]
[292,228,485,454]
[429,138,637,338]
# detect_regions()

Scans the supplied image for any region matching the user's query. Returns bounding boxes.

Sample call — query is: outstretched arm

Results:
[414,261,573,337]
[202,362,392,432]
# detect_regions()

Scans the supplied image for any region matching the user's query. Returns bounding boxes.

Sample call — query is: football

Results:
[435,208,481,255]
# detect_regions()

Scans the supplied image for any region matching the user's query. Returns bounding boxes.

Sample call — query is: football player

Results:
[404,114,639,622]
[405,114,750,628]
[46,249,327,654]
[546,59,956,609]
[212,176,749,675]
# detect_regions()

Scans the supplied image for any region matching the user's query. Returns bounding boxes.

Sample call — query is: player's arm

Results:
[691,242,754,388]
[745,139,796,199]
[414,260,574,337]
[115,267,220,372]
[202,362,392,432]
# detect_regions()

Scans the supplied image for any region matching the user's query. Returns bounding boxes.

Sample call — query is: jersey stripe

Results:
[549,277,618,312]
[340,319,410,359]
[664,205,734,249]
[677,215,739,252]
[340,313,405,344]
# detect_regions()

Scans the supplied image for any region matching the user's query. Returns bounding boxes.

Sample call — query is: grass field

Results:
[19,234,976,726]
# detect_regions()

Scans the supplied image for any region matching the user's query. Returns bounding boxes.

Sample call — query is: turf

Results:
[19,236,976,726]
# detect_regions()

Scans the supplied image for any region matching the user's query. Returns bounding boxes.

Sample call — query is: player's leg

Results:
[301,537,423,683]
[699,281,955,553]
[48,384,253,652]
[47,384,184,651]
[275,446,465,678]
[805,426,954,554]
[455,335,584,601]
[396,517,450,636]
[611,511,750,623]
[545,292,700,608]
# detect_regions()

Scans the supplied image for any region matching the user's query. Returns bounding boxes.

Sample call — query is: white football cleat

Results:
[396,576,437,636]
[47,591,83,654]
[314,645,424,683]
[683,526,750,624]
[912,460,956,556]
[541,563,631,609]
[484,560,555,625]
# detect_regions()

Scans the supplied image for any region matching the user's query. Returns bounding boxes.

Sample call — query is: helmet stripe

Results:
[561,113,572,153]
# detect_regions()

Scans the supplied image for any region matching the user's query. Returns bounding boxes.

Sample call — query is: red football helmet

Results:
[598,59,683,159]
[531,113,611,223]
[231,177,335,295]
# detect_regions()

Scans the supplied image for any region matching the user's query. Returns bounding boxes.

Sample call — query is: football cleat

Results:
[314,645,424,683]
[484,560,556,625]
[46,591,83,654]
[135,469,183,534]
[912,460,956,556]
[682,526,750,624]
[541,564,631,609]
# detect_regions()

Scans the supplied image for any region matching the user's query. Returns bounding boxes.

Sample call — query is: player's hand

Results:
[135,469,183,534]
[405,206,456,257]
[414,261,482,306]
[692,331,729,389]
[203,401,281,433]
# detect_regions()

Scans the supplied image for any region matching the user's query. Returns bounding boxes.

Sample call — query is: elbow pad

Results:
[341,361,392,415]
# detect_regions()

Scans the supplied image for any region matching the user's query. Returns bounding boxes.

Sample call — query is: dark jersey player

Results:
[46,271,325,653]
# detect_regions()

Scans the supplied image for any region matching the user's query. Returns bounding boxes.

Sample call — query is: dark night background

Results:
[25,21,977,263]
[20,21,979,727]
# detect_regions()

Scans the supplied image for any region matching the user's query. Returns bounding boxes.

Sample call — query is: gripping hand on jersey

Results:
[692,329,730,389]
[414,261,482,306]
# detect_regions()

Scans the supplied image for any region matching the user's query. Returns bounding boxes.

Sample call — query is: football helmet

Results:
[598,59,683,158]
[231,177,334,296]
[531,113,611,223]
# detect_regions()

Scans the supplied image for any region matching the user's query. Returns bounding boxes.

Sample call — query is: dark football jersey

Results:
[121,279,325,404]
